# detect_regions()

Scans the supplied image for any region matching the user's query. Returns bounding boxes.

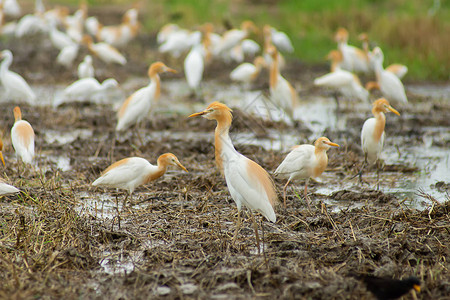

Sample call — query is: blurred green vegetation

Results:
[49,0,449,80]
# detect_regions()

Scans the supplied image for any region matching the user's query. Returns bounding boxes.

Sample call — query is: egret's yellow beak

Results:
[413,284,421,292]
[325,141,340,147]
[165,67,178,74]
[388,105,400,116]
[176,161,188,172]
[0,151,5,167]
[188,111,206,118]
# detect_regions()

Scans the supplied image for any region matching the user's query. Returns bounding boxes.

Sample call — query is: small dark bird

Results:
[359,275,421,300]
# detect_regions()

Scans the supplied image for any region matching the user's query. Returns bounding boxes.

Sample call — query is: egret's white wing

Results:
[275,145,314,178]
[230,63,255,82]
[224,155,276,222]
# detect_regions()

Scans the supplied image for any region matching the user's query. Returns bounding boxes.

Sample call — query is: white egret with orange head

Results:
[357,98,400,185]
[189,102,277,253]
[92,153,188,205]
[11,106,35,165]
[275,137,339,208]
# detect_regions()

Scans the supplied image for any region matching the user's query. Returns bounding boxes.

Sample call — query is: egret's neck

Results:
[373,59,384,81]
[269,54,279,88]
[372,110,386,142]
[313,148,328,177]
[330,61,341,72]
[214,117,234,172]
[0,55,12,74]
[144,160,166,183]
[362,41,369,54]
[149,74,161,99]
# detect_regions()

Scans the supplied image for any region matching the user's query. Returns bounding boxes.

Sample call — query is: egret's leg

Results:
[249,210,261,255]
[376,160,381,190]
[122,193,131,209]
[282,179,291,209]
[17,159,21,177]
[354,153,368,183]
[232,210,242,245]
[109,131,116,163]
[332,91,340,112]
[304,179,312,210]
[135,123,144,147]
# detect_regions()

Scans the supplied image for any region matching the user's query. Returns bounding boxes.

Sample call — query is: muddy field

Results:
[1,9,450,300]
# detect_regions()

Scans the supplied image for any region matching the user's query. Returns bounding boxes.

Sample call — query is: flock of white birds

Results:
[0,1,409,241]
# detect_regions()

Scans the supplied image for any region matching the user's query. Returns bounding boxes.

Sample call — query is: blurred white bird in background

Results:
[82,35,127,65]
[77,55,95,79]
[230,56,266,88]
[184,43,205,95]
[334,27,370,74]
[55,78,119,107]
[370,47,408,103]
[0,50,36,105]
[314,50,369,104]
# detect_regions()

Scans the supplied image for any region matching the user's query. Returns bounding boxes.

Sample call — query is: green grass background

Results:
[49,0,450,81]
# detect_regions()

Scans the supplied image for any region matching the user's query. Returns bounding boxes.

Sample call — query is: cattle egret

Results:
[189,102,277,253]
[96,10,139,47]
[82,35,127,65]
[11,106,35,165]
[55,78,118,107]
[159,30,201,58]
[385,64,408,79]
[92,153,188,205]
[184,43,205,94]
[358,98,400,185]
[358,33,407,79]
[314,50,369,104]
[269,26,294,53]
[267,45,297,119]
[213,20,258,57]
[77,55,95,79]
[335,27,370,74]
[275,137,339,208]
[56,43,79,68]
[263,25,286,70]
[370,47,408,103]
[230,56,266,88]
[116,62,177,132]
[0,50,36,104]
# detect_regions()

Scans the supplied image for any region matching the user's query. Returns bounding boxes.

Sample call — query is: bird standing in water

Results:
[92,153,188,206]
[189,102,277,253]
[358,98,400,186]
[11,106,35,165]
[275,137,339,208]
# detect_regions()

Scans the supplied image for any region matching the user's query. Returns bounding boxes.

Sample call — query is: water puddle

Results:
[100,250,141,275]
[44,129,93,145]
